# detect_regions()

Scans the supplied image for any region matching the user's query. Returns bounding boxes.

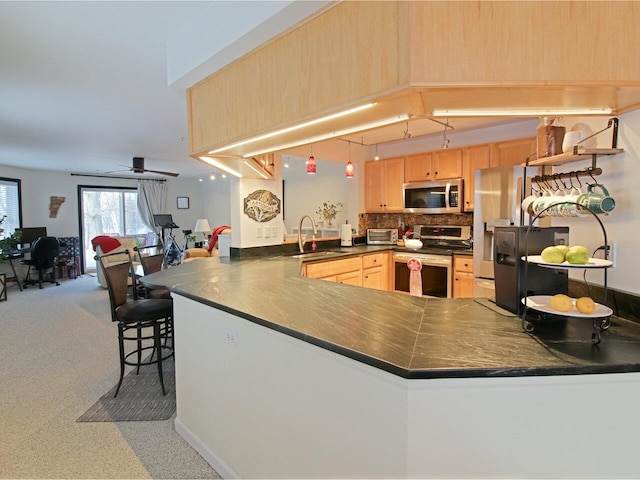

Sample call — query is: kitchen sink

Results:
[288,250,348,259]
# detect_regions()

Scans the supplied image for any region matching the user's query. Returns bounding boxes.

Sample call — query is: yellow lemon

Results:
[575,296,596,314]
[550,294,573,312]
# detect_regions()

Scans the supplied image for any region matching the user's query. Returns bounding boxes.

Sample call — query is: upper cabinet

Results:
[490,137,537,168]
[405,149,462,182]
[462,144,491,212]
[433,148,463,180]
[405,153,432,182]
[365,157,405,213]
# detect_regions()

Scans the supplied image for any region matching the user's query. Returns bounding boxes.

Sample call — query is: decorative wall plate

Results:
[244,189,281,223]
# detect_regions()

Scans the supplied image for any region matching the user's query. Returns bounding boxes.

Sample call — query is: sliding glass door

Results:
[80,186,148,272]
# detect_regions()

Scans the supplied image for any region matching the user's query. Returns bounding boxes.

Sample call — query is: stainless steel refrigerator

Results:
[472,165,536,298]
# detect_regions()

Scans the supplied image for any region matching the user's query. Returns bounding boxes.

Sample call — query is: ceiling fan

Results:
[128,157,179,177]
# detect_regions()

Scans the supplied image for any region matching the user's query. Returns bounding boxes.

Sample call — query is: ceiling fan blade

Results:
[142,169,180,177]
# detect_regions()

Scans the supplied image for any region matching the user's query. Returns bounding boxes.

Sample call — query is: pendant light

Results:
[345,141,354,178]
[374,143,380,161]
[306,144,316,174]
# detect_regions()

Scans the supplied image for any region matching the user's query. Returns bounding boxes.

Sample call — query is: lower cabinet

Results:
[361,252,388,291]
[304,252,390,291]
[453,255,474,298]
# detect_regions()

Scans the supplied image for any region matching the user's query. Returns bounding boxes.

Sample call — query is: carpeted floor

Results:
[0,274,220,479]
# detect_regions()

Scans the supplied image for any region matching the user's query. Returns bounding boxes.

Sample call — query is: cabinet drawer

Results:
[362,252,386,270]
[305,256,362,279]
[454,256,473,273]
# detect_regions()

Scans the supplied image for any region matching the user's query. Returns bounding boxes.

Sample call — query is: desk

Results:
[4,252,24,291]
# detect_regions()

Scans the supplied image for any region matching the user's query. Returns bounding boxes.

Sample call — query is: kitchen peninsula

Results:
[143,249,640,479]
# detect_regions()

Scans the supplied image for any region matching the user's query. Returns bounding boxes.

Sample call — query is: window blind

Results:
[0,178,21,238]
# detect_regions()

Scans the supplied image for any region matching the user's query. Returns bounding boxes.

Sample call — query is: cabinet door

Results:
[304,257,362,279]
[433,148,462,180]
[453,271,475,298]
[337,270,362,286]
[362,252,388,291]
[362,266,384,290]
[383,157,405,211]
[454,255,474,273]
[405,153,432,182]
[462,145,491,211]
[490,137,536,168]
[365,161,385,212]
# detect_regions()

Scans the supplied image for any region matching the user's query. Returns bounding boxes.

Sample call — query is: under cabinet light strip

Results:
[208,103,376,154]
[242,114,411,158]
[242,160,270,179]
[198,156,243,178]
[432,108,613,117]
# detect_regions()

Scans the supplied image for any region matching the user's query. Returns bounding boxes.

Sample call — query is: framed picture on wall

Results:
[177,196,189,209]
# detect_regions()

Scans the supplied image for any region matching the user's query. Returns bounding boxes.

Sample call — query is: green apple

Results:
[540,246,565,263]
[565,245,590,265]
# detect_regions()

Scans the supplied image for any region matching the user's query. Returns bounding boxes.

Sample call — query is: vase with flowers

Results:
[315,201,343,228]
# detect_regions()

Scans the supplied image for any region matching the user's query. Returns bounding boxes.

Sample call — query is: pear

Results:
[566,245,590,265]
[541,246,565,264]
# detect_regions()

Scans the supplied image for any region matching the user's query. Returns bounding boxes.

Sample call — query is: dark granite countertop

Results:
[142,247,640,379]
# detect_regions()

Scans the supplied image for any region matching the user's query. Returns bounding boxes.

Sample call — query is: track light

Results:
[403,121,412,139]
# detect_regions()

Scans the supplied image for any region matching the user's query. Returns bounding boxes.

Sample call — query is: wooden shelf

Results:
[525,147,623,167]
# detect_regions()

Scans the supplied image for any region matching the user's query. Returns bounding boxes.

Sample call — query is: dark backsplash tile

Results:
[569,279,640,323]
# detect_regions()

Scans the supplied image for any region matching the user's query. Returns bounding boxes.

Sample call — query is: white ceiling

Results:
[0,1,527,179]
[0,1,322,179]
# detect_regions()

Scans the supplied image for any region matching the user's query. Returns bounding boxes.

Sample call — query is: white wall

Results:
[230,177,284,248]
[547,110,640,294]
[201,177,231,230]
[282,158,358,234]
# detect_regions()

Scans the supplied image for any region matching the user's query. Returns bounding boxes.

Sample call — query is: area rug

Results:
[77,357,175,422]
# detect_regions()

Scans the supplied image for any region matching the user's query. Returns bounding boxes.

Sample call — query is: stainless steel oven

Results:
[393,252,452,298]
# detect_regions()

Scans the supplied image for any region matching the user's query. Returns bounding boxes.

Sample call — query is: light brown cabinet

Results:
[304,252,391,291]
[405,153,432,182]
[453,255,474,298]
[361,252,389,291]
[462,144,491,212]
[304,256,362,284]
[433,148,463,180]
[405,149,462,182]
[365,157,404,212]
[490,137,536,168]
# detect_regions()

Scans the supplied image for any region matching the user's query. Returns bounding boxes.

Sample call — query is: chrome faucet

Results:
[298,215,318,253]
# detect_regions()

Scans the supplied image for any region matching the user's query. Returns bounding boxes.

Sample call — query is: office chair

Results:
[21,236,60,289]
[99,249,173,397]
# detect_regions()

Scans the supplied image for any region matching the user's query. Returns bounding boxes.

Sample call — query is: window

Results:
[0,177,21,239]
[80,186,149,271]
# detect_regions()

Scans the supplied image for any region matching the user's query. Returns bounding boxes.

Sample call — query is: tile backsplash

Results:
[359,212,473,235]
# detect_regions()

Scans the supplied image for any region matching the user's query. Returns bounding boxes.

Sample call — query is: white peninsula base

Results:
[173,294,640,478]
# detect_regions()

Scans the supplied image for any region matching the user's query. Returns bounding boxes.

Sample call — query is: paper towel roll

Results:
[341,223,352,247]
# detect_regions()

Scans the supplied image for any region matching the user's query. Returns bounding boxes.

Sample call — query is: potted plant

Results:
[0,221,21,260]
[315,201,343,227]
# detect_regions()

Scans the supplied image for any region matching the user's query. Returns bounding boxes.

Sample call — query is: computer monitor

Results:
[152,214,178,228]
[17,227,48,246]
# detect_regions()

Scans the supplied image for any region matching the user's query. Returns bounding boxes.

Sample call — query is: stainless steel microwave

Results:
[403,179,463,214]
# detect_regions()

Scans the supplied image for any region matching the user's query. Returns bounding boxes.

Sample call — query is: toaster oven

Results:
[366,229,398,245]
